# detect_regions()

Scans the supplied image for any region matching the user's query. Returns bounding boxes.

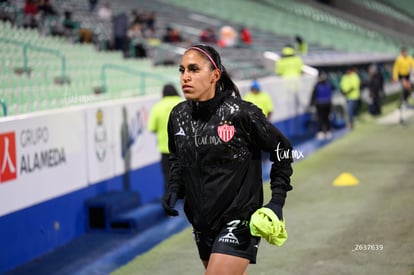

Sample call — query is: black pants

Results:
[369,93,382,116]
[316,103,331,132]
[134,44,147,58]
[114,36,128,56]
[161,153,171,193]
[399,75,412,104]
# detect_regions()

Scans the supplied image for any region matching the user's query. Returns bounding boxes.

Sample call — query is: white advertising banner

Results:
[85,106,116,184]
[0,110,88,216]
[84,95,161,185]
[237,74,318,123]
[112,96,160,176]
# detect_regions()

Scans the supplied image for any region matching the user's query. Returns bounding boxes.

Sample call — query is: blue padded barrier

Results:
[85,191,141,231]
[109,201,166,233]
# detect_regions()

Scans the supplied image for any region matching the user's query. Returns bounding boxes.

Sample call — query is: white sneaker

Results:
[326,131,333,139]
[316,131,325,140]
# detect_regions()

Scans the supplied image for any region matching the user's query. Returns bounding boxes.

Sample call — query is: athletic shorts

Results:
[193,219,261,264]
[398,75,412,101]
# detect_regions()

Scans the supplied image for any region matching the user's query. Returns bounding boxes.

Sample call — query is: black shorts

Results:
[193,219,261,264]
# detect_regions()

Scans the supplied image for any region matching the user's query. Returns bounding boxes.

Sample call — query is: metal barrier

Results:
[0,37,68,82]
[0,98,7,117]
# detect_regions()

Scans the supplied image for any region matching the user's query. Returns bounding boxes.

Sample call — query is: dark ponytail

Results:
[186,44,241,98]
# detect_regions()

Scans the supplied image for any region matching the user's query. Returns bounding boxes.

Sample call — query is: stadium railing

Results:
[0,97,6,116]
[0,22,181,117]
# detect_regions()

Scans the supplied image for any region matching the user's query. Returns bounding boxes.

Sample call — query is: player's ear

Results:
[213,68,221,82]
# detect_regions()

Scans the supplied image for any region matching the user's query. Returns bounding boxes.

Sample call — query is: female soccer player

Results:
[163,44,293,274]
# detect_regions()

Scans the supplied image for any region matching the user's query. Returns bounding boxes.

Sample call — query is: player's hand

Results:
[264,201,283,220]
[162,192,179,216]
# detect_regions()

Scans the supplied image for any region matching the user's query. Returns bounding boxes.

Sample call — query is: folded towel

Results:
[249,207,288,246]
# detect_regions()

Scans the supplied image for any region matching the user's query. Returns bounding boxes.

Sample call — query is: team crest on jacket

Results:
[217,121,235,143]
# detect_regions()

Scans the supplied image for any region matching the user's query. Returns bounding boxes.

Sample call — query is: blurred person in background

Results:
[23,0,39,28]
[162,26,184,43]
[217,25,237,47]
[340,67,361,130]
[113,12,128,56]
[392,47,414,123]
[148,84,182,194]
[62,11,80,37]
[310,72,333,139]
[130,10,157,38]
[127,22,147,58]
[163,44,293,274]
[145,11,156,38]
[366,64,384,116]
[295,35,308,55]
[38,0,58,16]
[238,26,252,47]
[276,44,304,116]
[200,27,217,44]
[89,0,98,13]
[275,45,303,78]
[37,0,59,35]
[243,79,273,119]
[97,2,112,21]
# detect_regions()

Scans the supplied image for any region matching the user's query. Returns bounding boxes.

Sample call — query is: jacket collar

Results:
[190,91,227,121]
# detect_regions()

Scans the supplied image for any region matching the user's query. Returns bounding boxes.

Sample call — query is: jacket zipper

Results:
[192,102,205,214]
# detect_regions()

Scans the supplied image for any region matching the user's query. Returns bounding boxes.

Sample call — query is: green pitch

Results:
[113,100,414,275]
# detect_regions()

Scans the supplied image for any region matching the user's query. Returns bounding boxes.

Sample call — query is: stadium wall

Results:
[0,74,318,273]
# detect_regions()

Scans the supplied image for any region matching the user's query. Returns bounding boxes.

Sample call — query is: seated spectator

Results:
[23,0,39,28]
[0,0,14,22]
[62,11,78,30]
[97,2,112,21]
[217,25,237,47]
[131,9,146,25]
[162,26,183,43]
[37,0,59,35]
[144,11,156,38]
[89,0,98,13]
[200,27,217,44]
[38,0,58,17]
[62,10,81,40]
[132,10,156,38]
[24,0,38,16]
[127,23,147,58]
[238,26,252,47]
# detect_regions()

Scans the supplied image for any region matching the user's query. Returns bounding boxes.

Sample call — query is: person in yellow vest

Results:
[295,35,308,56]
[392,47,414,122]
[243,80,273,119]
[275,45,304,77]
[148,84,182,193]
[340,67,361,130]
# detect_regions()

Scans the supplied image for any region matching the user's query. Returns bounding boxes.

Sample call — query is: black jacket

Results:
[167,91,293,233]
